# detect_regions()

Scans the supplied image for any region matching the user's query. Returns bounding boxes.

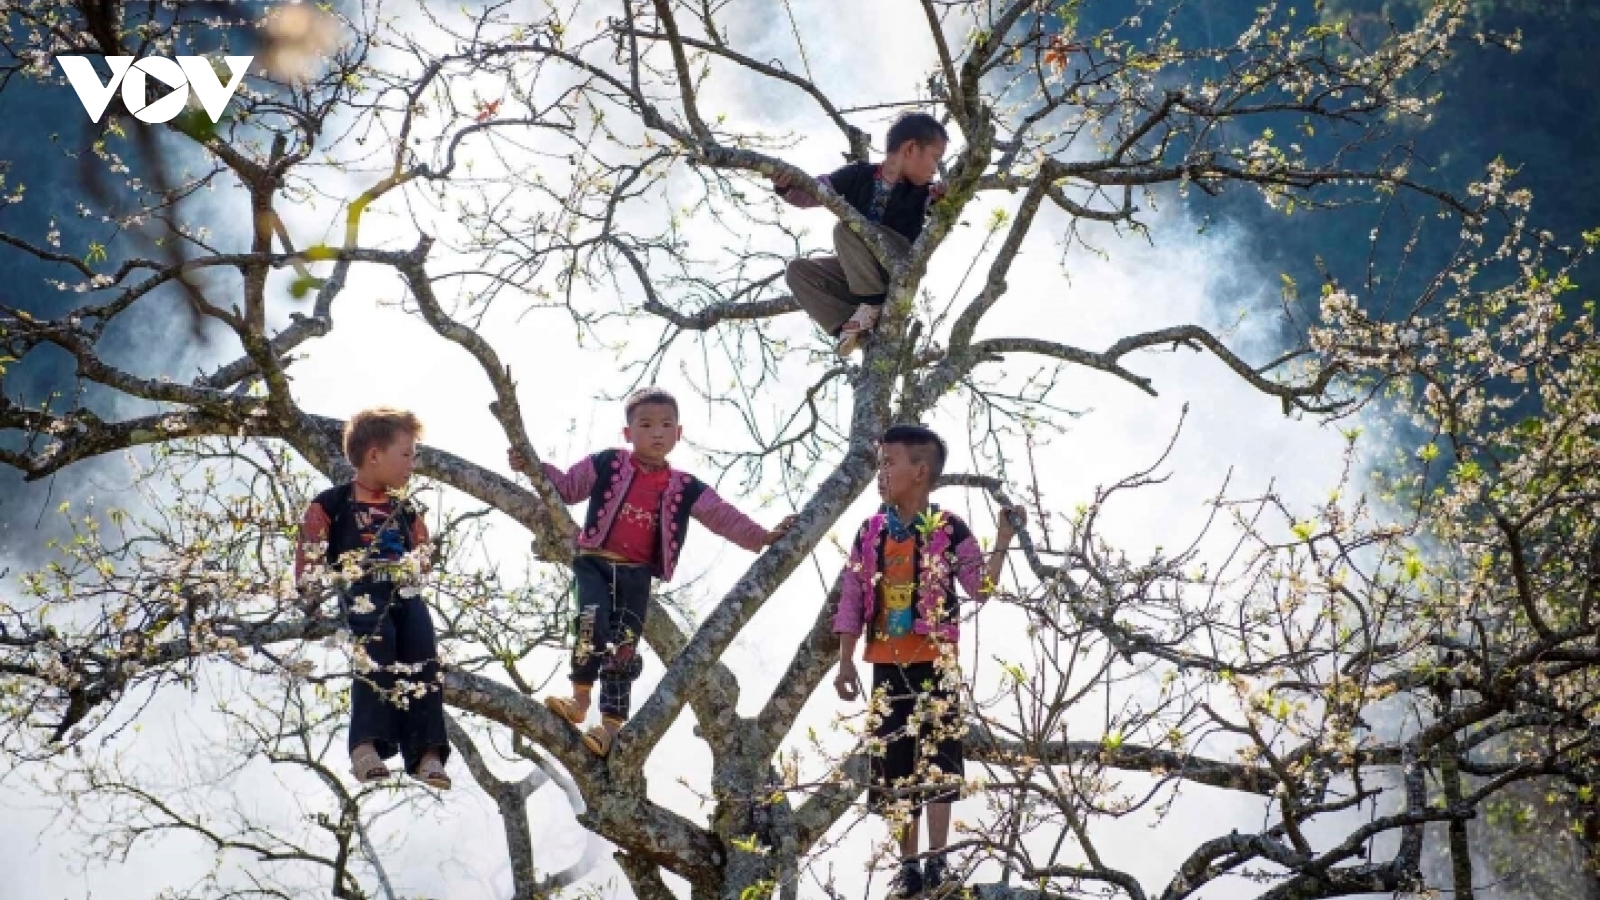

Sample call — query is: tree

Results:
[5,1,1599,899]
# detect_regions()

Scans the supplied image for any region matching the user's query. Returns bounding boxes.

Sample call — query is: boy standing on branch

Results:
[509,387,797,755]
[833,424,1022,898]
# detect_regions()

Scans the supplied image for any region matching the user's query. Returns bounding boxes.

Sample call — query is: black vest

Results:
[581,449,708,579]
[313,482,421,593]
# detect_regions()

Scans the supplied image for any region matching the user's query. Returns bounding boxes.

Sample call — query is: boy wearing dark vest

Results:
[774,112,949,358]
[833,424,1023,899]
[508,387,797,755]
[294,408,451,789]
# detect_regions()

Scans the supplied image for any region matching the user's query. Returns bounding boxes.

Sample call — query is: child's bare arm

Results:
[410,514,438,571]
[984,506,1023,591]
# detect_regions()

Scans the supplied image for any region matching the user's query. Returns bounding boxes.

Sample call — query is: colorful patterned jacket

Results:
[832,506,990,644]
[543,448,767,582]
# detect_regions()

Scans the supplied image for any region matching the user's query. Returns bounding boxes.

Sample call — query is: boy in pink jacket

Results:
[833,424,1022,898]
[510,387,796,754]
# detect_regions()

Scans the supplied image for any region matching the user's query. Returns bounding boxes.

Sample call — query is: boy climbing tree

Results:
[775,112,948,357]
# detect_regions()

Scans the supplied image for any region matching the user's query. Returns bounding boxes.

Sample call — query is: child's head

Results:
[876,423,947,505]
[623,387,682,461]
[344,407,423,490]
[886,113,948,185]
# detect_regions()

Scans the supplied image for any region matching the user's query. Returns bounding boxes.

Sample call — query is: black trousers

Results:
[342,584,450,773]
[868,662,966,818]
[570,554,653,720]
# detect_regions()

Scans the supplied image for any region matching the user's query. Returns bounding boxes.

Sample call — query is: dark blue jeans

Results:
[342,584,450,773]
[570,554,653,720]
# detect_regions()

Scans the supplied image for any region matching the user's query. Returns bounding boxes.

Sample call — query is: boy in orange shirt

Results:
[833,424,1022,898]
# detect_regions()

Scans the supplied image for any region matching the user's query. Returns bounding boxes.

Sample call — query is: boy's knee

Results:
[785,257,811,288]
[601,646,644,681]
[345,611,385,639]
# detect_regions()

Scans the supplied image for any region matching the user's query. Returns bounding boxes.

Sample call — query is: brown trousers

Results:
[785,221,911,334]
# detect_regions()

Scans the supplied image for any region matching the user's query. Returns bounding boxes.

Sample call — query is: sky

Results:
[0,2,1499,899]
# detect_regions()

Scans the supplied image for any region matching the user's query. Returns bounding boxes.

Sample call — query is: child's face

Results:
[895,138,946,185]
[624,402,682,460]
[362,433,417,491]
[876,442,928,505]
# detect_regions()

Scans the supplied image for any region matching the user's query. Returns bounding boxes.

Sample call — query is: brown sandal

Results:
[544,694,587,726]
[411,754,452,791]
[835,304,881,357]
[350,743,390,783]
[582,721,621,756]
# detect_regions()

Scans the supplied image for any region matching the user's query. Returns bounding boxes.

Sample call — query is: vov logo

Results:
[57,56,253,124]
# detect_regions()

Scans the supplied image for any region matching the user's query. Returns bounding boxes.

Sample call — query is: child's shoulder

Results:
[830,160,877,181]
[308,481,352,510]
[852,508,890,535]
[932,509,975,540]
[664,461,706,487]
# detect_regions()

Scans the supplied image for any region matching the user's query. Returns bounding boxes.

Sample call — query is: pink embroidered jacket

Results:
[832,507,989,644]
[542,447,766,582]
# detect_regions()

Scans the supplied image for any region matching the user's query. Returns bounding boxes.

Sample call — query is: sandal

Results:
[349,743,390,784]
[835,304,881,358]
[544,694,587,726]
[411,753,452,791]
[582,721,621,756]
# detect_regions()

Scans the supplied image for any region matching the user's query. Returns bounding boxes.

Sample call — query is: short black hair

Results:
[624,386,679,423]
[880,423,947,481]
[886,113,949,153]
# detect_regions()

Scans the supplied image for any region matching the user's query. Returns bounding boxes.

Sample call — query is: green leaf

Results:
[288,274,321,299]
[1402,552,1424,582]
[1102,729,1124,752]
